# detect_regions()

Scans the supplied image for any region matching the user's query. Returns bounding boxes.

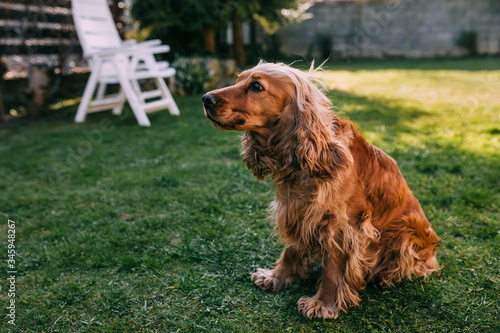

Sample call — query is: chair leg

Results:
[114,54,151,126]
[75,62,102,123]
[168,96,180,116]
[129,100,151,126]
[112,88,126,116]
[121,80,151,126]
[96,82,107,100]
[157,77,180,116]
[131,79,144,103]
[123,80,150,126]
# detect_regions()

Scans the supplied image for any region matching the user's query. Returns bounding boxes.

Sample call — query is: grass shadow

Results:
[326,88,429,134]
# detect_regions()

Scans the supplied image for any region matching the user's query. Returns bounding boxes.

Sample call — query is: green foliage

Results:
[251,0,311,34]
[456,30,478,55]
[131,0,222,57]
[173,57,212,95]
[211,0,306,25]
[308,31,333,61]
[131,0,307,57]
[258,34,284,61]
[1,58,499,331]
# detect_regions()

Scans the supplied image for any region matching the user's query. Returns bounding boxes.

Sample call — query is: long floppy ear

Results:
[270,74,353,179]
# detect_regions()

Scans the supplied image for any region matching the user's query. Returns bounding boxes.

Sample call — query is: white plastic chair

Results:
[71,0,180,126]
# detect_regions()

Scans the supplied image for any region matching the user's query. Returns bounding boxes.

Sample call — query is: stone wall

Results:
[258,0,500,59]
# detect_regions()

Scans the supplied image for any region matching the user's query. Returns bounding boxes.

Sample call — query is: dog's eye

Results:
[250,82,264,92]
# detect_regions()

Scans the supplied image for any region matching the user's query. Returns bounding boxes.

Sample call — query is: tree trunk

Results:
[232,12,246,68]
[249,18,257,64]
[26,65,53,117]
[203,27,216,54]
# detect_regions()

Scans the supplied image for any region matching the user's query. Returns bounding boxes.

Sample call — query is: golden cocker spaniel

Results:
[202,61,440,319]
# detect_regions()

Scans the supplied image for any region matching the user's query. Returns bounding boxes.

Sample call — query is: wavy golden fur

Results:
[202,61,440,319]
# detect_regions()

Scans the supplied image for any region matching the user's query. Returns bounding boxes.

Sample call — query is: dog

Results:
[202,61,440,319]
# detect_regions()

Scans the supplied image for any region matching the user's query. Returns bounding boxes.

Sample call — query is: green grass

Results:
[1,58,499,332]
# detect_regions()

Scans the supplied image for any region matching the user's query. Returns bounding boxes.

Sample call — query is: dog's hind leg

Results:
[369,213,440,287]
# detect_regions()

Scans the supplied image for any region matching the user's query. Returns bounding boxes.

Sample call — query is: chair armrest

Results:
[121,40,137,47]
[85,44,170,58]
[121,39,162,48]
[130,42,169,53]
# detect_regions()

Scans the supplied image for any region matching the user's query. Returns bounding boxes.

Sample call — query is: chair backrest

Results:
[71,0,122,56]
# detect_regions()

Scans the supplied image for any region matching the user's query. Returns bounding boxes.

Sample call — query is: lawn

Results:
[1,58,499,332]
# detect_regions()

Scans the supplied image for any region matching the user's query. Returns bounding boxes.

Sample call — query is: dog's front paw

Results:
[251,268,292,291]
[297,296,339,319]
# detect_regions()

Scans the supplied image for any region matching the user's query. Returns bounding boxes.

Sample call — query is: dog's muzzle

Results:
[202,93,217,112]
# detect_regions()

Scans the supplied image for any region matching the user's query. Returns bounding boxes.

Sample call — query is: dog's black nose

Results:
[202,93,217,110]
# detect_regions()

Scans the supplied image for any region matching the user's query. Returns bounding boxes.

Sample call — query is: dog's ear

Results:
[272,83,353,179]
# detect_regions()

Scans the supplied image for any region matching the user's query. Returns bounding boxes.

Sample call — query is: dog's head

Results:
[202,61,331,136]
[203,61,352,180]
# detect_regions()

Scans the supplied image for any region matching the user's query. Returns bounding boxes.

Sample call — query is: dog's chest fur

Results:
[271,178,338,252]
